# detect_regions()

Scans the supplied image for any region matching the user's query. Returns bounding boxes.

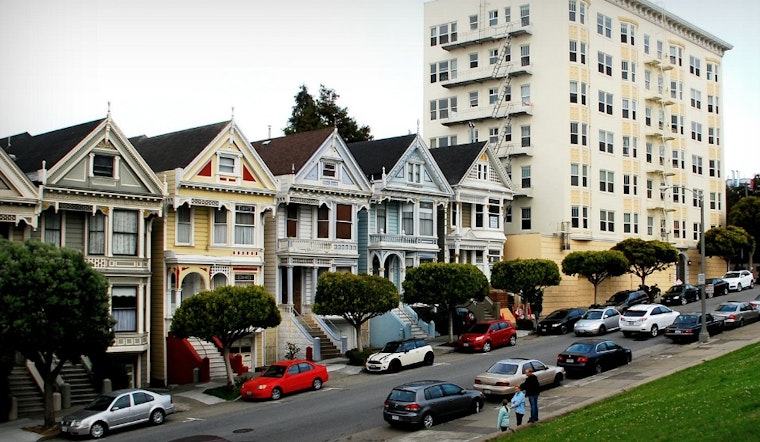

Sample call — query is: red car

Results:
[240,359,329,400]
[456,320,517,352]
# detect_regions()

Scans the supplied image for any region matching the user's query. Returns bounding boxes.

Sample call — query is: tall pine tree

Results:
[284,84,372,142]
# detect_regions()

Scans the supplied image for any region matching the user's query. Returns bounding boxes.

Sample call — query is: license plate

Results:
[627,321,636,325]
[484,389,491,395]
[62,426,68,432]
[392,415,400,421]
[675,330,682,334]
[463,343,469,347]
[566,358,574,363]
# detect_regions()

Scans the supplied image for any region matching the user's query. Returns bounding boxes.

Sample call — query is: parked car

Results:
[704,277,730,297]
[383,380,484,430]
[473,358,565,397]
[456,320,517,352]
[60,388,175,439]
[660,284,701,306]
[240,359,329,400]
[619,304,680,338]
[556,339,632,376]
[711,301,760,328]
[664,313,724,343]
[365,338,434,373]
[722,270,755,292]
[603,289,650,313]
[537,308,587,335]
[749,293,760,310]
[574,307,621,336]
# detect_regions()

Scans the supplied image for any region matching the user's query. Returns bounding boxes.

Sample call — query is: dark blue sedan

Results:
[556,339,632,376]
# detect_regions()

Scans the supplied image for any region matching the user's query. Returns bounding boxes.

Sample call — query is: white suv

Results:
[365,338,434,373]
[620,304,680,338]
[722,270,755,292]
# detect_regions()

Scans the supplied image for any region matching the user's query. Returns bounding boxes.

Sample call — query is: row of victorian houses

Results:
[0,113,513,389]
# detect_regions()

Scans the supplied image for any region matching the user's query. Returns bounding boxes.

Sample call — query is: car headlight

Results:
[475,336,484,341]
[257,384,268,390]
[71,420,82,427]
[551,323,560,327]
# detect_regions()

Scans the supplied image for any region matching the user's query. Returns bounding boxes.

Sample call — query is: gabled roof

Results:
[252,128,335,176]
[131,121,230,172]
[429,142,488,185]
[1,119,105,173]
[348,134,417,180]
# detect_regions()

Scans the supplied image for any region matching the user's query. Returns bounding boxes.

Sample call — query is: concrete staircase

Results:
[392,307,429,339]
[299,315,342,360]
[187,338,227,380]
[8,366,43,417]
[60,362,98,406]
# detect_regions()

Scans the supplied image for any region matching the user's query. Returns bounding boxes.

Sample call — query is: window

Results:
[430,21,457,46]
[317,206,329,238]
[477,163,489,180]
[708,127,720,145]
[520,125,531,147]
[622,99,637,119]
[469,91,478,107]
[419,202,434,236]
[234,205,255,245]
[93,155,114,177]
[214,208,228,244]
[520,4,530,26]
[707,62,718,81]
[520,45,530,66]
[489,88,498,105]
[644,70,651,90]
[657,40,664,60]
[504,85,512,102]
[504,205,512,223]
[569,0,578,21]
[521,166,531,188]
[504,7,511,23]
[489,9,498,26]
[322,161,336,178]
[570,81,587,105]
[624,213,639,234]
[689,56,701,76]
[570,164,580,186]
[600,210,615,232]
[621,22,635,45]
[489,127,499,143]
[621,60,636,82]
[112,287,137,332]
[336,204,352,239]
[690,89,702,109]
[176,205,191,245]
[599,170,614,193]
[622,136,638,158]
[598,51,613,76]
[475,204,484,228]
[407,162,422,183]
[520,84,531,106]
[402,203,414,234]
[648,216,654,236]
[571,205,589,228]
[112,210,138,256]
[708,95,719,114]
[644,34,650,54]
[598,130,613,153]
[646,142,653,163]
[488,49,499,65]
[709,159,721,177]
[570,122,587,145]
[693,189,704,208]
[376,204,386,234]
[488,199,500,229]
[521,207,531,230]
[710,192,721,211]
[691,122,703,142]
[504,125,512,142]
[88,212,105,255]
[286,205,298,238]
[569,40,587,64]
[429,97,457,120]
[430,59,457,83]
[692,155,703,175]
[669,45,683,66]
[647,179,653,199]
[598,91,613,115]
[218,156,235,175]
[623,174,638,195]
[469,14,478,30]
[597,13,612,38]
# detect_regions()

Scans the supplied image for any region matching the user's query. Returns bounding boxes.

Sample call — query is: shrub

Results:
[345,347,376,366]
[285,342,301,360]
[516,318,535,331]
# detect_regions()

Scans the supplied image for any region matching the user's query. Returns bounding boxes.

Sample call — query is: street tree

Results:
[0,239,114,429]
[402,263,489,343]
[561,250,629,305]
[705,225,755,271]
[491,259,561,328]
[170,285,281,386]
[313,272,399,352]
[727,195,760,265]
[283,84,372,142]
[611,238,678,286]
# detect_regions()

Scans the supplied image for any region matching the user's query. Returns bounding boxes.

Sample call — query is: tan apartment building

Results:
[423,0,732,310]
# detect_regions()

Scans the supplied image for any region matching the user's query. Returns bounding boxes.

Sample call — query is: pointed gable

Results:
[348,134,417,180]
[131,121,229,173]
[252,127,334,176]
[430,142,488,186]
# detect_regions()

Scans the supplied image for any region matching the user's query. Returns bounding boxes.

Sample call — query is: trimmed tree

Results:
[611,238,679,286]
[0,239,114,429]
[170,285,281,386]
[705,225,755,271]
[491,259,561,329]
[313,272,399,352]
[727,196,760,265]
[562,250,629,305]
[402,263,489,343]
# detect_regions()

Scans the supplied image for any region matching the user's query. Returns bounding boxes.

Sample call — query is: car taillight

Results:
[577,356,588,363]
[474,379,481,384]
[728,314,737,320]
[405,403,421,411]
[557,355,564,362]
[495,382,510,387]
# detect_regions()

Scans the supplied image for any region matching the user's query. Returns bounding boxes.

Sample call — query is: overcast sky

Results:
[0,0,757,178]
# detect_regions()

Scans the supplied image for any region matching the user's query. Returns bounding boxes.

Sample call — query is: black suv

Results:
[603,290,649,313]
[537,308,587,335]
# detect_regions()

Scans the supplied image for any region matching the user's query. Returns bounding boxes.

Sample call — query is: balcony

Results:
[277,238,358,256]
[644,57,674,71]
[110,332,149,352]
[508,67,532,78]
[440,107,497,126]
[441,66,501,89]
[513,188,533,198]
[86,256,150,273]
[441,26,509,51]
[495,143,533,158]
[368,234,439,250]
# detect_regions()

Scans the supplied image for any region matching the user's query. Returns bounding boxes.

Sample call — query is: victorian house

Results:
[2,116,166,388]
[252,128,372,356]
[0,146,40,240]
[132,120,278,386]
[430,142,514,280]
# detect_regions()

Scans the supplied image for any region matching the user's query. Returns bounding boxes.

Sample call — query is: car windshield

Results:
[582,311,603,320]
[84,395,115,411]
[380,341,401,353]
[262,364,287,378]
[388,389,416,402]
[465,323,491,334]
[623,310,647,317]
[673,315,699,325]
[545,310,569,319]
[666,285,684,293]
[716,304,737,312]
[486,362,519,375]
[565,343,593,353]
[724,272,740,278]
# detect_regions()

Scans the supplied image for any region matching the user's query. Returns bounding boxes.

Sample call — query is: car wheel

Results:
[739,318,746,327]
[389,359,402,373]
[650,324,659,338]
[422,413,435,430]
[594,363,603,375]
[681,297,688,305]
[706,290,713,299]
[150,409,165,425]
[623,331,633,338]
[482,341,492,352]
[271,387,283,400]
[553,373,563,387]
[722,287,728,296]
[90,421,107,439]
[424,352,434,366]
[312,378,323,391]
[508,335,517,346]
[737,283,743,292]
[472,399,483,414]
[598,325,607,335]
[751,280,755,289]
[560,325,568,334]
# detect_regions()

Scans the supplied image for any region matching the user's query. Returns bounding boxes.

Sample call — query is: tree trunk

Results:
[448,309,454,344]
[354,324,363,352]
[593,284,599,306]
[222,347,235,387]
[43,375,57,429]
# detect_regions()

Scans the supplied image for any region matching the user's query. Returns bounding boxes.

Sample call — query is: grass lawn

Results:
[491,342,760,441]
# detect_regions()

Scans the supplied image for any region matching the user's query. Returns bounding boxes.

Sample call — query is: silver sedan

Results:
[574,308,621,336]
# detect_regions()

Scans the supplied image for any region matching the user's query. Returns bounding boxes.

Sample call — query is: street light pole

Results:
[698,192,709,343]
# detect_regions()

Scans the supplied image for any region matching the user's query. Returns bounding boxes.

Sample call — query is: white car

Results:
[619,304,680,338]
[722,270,755,292]
[365,338,434,373]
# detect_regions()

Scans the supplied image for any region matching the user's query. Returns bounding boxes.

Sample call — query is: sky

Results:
[0,0,758,178]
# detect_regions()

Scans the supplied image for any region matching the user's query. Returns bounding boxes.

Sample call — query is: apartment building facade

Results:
[423,0,732,309]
